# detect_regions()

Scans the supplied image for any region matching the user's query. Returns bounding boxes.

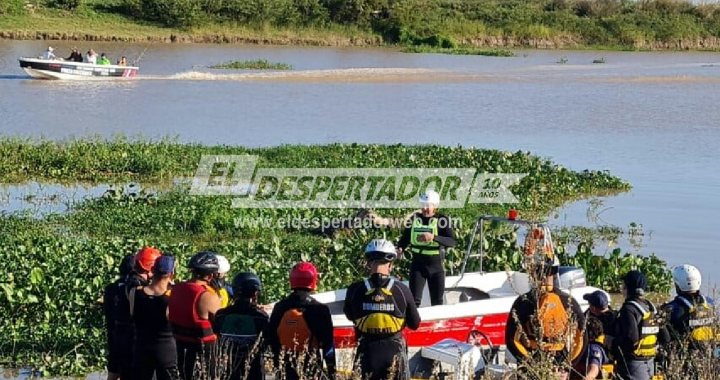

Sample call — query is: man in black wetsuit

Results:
[396,190,456,307]
[103,254,135,380]
[268,261,336,380]
[344,239,421,380]
[214,272,270,380]
[113,246,162,380]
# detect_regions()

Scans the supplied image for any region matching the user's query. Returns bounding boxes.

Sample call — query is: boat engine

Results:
[554,266,588,290]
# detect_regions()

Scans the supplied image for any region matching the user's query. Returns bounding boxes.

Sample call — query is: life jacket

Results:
[167,282,217,344]
[409,216,440,255]
[277,306,317,352]
[521,290,571,352]
[676,295,715,343]
[353,278,405,337]
[217,314,260,348]
[205,284,230,309]
[626,300,660,359]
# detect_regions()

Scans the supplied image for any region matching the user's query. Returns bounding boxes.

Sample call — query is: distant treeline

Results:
[5,0,720,48]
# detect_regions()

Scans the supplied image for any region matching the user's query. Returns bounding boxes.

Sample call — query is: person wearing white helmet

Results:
[661,264,716,354]
[343,239,421,380]
[396,189,456,307]
[209,254,232,308]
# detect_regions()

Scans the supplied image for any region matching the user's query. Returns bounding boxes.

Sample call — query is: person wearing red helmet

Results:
[268,261,336,380]
[113,246,162,380]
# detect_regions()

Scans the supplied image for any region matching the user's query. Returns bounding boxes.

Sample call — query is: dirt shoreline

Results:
[3,30,720,51]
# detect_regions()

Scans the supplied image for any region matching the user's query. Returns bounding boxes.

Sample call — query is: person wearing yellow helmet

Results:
[505,245,586,380]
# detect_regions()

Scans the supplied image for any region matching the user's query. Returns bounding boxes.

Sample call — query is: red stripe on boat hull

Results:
[334,313,509,348]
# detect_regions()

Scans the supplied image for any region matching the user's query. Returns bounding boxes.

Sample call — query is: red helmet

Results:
[289,262,318,290]
[134,247,162,272]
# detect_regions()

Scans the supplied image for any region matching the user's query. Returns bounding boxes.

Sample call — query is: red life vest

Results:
[168,282,217,344]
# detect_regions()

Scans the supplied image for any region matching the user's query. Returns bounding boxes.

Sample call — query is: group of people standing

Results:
[102,237,424,380]
[505,245,717,380]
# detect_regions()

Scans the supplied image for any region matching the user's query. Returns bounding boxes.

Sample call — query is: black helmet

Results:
[119,254,135,276]
[232,272,262,297]
[188,251,219,276]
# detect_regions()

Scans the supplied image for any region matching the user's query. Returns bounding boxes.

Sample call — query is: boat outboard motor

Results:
[554,266,588,290]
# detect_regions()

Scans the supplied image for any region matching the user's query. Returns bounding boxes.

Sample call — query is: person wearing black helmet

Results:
[214,272,270,380]
[168,251,222,380]
[612,270,670,380]
[343,239,421,380]
[102,254,135,380]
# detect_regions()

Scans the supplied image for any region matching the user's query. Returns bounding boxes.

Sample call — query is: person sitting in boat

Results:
[43,46,58,60]
[66,47,83,62]
[86,49,98,65]
[118,56,128,66]
[98,53,112,65]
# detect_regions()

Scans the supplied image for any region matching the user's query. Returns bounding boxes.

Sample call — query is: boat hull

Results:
[19,58,138,80]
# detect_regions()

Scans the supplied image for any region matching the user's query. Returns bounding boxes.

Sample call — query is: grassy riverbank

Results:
[4,0,720,51]
[0,137,672,375]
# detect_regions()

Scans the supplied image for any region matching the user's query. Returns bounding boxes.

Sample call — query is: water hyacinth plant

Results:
[0,137,673,376]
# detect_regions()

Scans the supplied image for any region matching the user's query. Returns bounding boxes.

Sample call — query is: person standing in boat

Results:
[66,47,83,62]
[396,190,456,307]
[343,239,421,380]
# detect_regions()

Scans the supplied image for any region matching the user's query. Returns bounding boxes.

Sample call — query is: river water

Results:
[1,40,720,288]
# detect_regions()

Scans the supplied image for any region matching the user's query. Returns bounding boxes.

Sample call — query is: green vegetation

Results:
[210,59,293,70]
[3,0,720,50]
[401,46,516,57]
[0,137,672,376]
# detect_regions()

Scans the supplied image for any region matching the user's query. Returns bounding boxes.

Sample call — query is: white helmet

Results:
[420,190,440,206]
[365,239,397,262]
[216,254,231,274]
[673,264,701,292]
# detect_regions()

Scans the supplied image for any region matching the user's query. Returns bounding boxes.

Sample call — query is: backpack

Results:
[277,307,317,352]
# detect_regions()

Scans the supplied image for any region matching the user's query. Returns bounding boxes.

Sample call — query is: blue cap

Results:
[153,255,175,275]
[583,290,609,308]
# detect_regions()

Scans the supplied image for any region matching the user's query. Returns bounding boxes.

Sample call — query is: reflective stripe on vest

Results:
[627,301,659,359]
[409,217,440,255]
[677,295,715,341]
[354,278,404,336]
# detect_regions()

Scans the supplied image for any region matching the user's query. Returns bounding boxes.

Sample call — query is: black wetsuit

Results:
[214,301,270,380]
[113,272,148,380]
[397,212,455,307]
[131,286,178,380]
[343,273,421,380]
[103,278,124,374]
[505,287,586,368]
[268,291,337,380]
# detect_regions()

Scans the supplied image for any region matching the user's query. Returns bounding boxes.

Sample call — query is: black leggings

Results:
[133,339,179,380]
[114,323,135,380]
[355,338,410,380]
[176,340,218,380]
[409,263,445,307]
